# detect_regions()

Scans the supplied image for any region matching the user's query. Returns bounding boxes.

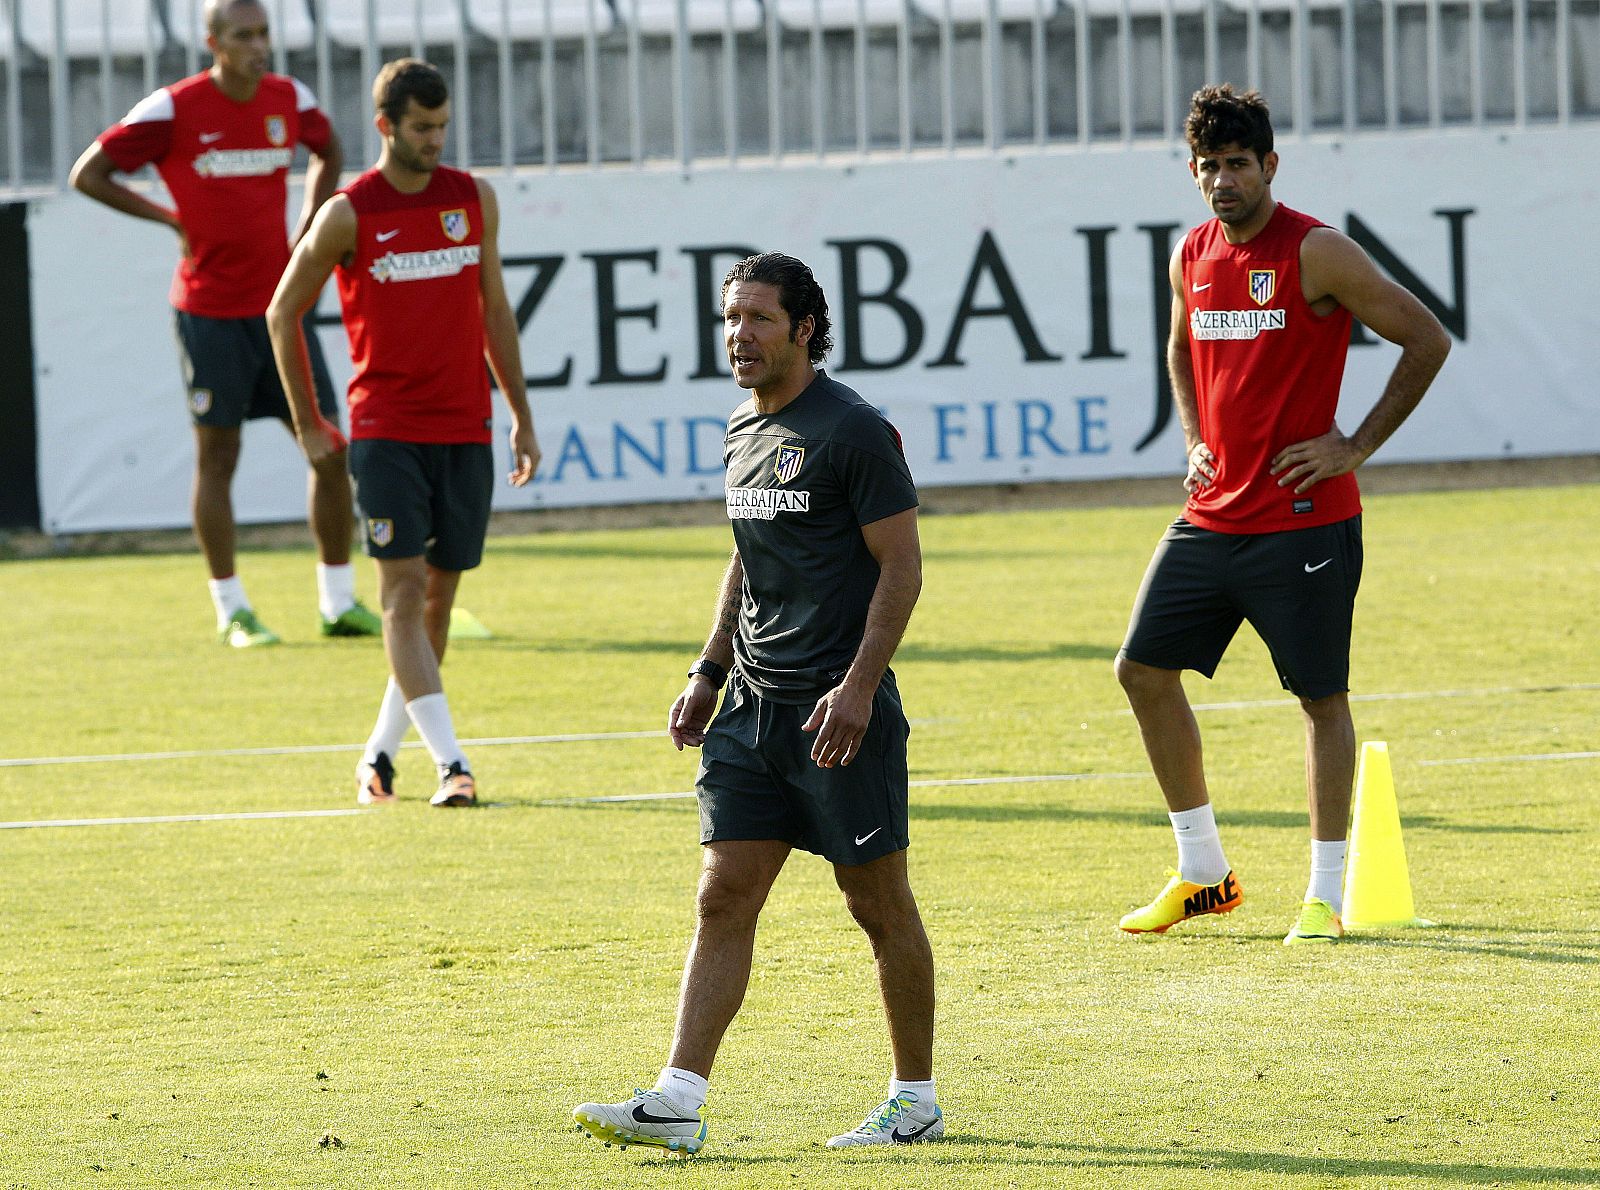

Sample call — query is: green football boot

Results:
[220,608,280,648]
[320,600,383,637]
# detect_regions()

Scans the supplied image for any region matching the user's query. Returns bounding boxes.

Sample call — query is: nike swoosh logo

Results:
[1304,559,1332,573]
[631,1105,700,1125]
[1192,281,1212,292]
[892,1119,939,1143]
[199,132,224,144]
[855,827,883,846]
[375,229,401,242]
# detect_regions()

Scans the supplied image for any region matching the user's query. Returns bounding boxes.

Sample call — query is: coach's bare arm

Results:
[68,142,188,257]
[266,195,358,467]
[668,550,744,751]
[804,507,923,769]
[1270,229,1452,494]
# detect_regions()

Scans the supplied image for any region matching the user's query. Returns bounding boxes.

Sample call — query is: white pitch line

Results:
[0,808,370,831]
[4,681,1597,770]
[544,771,1149,805]
[0,730,665,769]
[1184,681,1600,713]
[1418,750,1600,767]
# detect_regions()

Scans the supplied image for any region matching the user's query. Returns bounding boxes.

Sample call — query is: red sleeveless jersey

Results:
[1181,203,1361,533]
[336,166,492,444]
[99,72,332,318]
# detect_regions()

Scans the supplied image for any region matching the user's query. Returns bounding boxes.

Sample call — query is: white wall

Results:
[29,125,1600,534]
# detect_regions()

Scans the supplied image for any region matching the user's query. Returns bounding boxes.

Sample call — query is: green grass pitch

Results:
[1,485,1596,1188]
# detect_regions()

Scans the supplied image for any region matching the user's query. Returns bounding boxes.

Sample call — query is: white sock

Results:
[316,562,357,620]
[889,1077,937,1112]
[406,692,467,770]
[363,678,411,764]
[208,575,249,627]
[1170,804,1230,885]
[1307,839,1348,912]
[655,1067,708,1112]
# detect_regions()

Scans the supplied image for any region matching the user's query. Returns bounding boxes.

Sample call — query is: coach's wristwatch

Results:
[687,658,728,690]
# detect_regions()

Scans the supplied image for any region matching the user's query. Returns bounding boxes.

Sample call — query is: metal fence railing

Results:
[3,0,1598,192]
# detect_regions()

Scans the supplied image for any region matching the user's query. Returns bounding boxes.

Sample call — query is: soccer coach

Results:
[574,253,942,1155]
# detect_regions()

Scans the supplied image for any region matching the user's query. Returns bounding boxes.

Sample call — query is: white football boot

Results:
[573,1088,708,1156]
[825,1090,945,1148]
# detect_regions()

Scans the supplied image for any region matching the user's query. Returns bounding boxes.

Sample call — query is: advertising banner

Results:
[29,126,1600,533]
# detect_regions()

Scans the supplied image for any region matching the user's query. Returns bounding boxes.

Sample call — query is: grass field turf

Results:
[1,485,1596,1188]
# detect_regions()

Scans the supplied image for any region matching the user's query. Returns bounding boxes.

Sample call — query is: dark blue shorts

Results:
[348,439,493,572]
[1119,515,1364,700]
[696,671,911,866]
[173,311,336,428]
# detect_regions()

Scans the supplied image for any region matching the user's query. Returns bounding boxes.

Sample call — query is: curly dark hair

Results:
[373,59,448,126]
[721,253,834,364]
[1185,84,1274,163]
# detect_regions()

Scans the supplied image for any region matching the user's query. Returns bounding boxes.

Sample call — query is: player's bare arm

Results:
[68,142,189,258]
[475,177,541,488]
[669,550,744,750]
[291,127,344,247]
[803,507,922,769]
[1271,228,1451,493]
[266,194,357,465]
[1167,241,1214,492]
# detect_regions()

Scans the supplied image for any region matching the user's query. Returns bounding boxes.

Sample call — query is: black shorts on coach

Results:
[1119,515,1363,700]
[175,311,336,428]
[696,671,911,866]
[348,439,494,572]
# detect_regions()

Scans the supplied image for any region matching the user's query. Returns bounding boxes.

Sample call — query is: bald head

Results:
[205,0,266,37]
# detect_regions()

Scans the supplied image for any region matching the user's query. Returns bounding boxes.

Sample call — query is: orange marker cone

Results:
[1342,741,1434,930]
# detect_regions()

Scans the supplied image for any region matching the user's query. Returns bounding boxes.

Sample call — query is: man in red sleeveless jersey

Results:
[69,0,381,648]
[1115,85,1450,944]
[267,59,539,808]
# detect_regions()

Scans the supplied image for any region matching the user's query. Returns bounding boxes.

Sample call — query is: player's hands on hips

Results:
[668,678,718,750]
[802,682,873,768]
[297,415,347,466]
[508,421,541,487]
[1271,428,1365,494]
[1184,440,1216,492]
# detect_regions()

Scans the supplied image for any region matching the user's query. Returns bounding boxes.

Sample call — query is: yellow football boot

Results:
[1119,868,1243,933]
[1283,897,1344,945]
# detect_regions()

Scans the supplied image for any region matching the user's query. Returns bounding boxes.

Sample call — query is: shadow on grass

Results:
[459,637,701,656]
[459,636,1119,664]
[489,541,726,561]
[663,1137,1600,1183]
[1348,927,1600,966]
[898,641,1119,663]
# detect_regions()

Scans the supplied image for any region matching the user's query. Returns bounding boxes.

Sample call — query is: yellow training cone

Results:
[1343,741,1434,930]
[447,607,493,641]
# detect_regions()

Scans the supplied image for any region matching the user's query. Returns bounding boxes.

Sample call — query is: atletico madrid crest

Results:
[1249,269,1276,306]
[265,115,287,146]
[440,209,469,243]
[367,518,394,547]
[774,444,805,484]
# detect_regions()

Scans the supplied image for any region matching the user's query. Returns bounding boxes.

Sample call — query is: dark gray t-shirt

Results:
[722,371,918,703]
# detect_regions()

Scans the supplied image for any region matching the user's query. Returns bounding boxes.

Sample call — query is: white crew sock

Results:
[316,562,357,620]
[655,1067,709,1112]
[889,1077,937,1112]
[363,678,411,765]
[406,692,467,770]
[1170,804,1230,885]
[207,575,250,627]
[1307,838,1348,912]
